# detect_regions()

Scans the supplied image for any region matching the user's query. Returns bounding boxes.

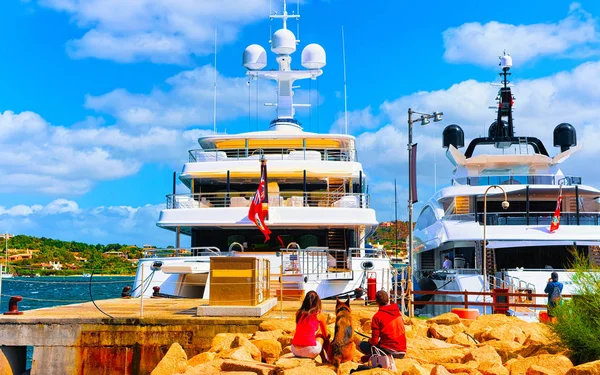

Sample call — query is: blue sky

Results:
[2,0,600,246]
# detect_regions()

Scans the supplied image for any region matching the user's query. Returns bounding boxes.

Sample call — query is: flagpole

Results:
[262,156,269,221]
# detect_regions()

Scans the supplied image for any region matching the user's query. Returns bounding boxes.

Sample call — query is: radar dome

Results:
[442,124,464,149]
[271,28,297,55]
[500,54,512,69]
[243,44,267,70]
[554,123,577,152]
[301,43,326,69]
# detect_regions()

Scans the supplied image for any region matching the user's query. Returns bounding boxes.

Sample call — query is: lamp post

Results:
[482,186,509,310]
[407,108,443,317]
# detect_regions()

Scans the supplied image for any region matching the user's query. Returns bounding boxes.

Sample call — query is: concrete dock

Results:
[0,297,377,375]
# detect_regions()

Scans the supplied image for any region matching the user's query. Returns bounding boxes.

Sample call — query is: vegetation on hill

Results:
[552,249,600,364]
[370,220,411,250]
[3,235,149,276]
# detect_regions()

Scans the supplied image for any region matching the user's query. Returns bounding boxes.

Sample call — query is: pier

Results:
[0,297,295,375]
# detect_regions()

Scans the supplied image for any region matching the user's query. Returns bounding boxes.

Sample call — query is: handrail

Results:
[452,175,582,186]
[142,247,224,258]
[443,211,600,226]
[188,147,357,163]
[165,191,370,209]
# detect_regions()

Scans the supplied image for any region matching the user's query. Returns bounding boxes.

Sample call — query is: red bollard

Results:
[4,296,24,315]
[152,286,161,298]
[121,286,132,298]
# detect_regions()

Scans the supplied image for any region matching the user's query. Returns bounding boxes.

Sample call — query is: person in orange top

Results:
[358,290,406,358]
[291,291,330,360]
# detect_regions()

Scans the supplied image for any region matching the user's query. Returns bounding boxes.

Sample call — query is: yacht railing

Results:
[443,211,600,226]
[278,247,352,274]
[142,247,223,258]
[452,175,582,186]
[166,192,370,209]
[188,147,357,163]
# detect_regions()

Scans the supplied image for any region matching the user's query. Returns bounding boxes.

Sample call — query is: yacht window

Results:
[416,207,436,230]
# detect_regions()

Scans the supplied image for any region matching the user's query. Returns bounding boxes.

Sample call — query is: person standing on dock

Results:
[442,256,452,270]
[544,271,563,319]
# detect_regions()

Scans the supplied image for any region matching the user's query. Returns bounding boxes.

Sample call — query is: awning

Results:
[486,240,600,249]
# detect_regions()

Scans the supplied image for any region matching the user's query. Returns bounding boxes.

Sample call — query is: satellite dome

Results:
[271,28,297,55]
[301,43,326,69]
[442,124,464,149]
[554,123,577,152]
[500,54,512,69]
[243,44,267,70]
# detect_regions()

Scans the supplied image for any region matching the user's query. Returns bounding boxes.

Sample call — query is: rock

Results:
[505,354,573,375]
[407,347,467,364]
[430,323,455,340]
[337,361,360,375]
[566,360,600,375]
[443,362,479,373]
[481,325,526,344]
[188,352,216,367]
[526,365,553,375]
[432,365,454,375]
[484,340,523,363]
[395,358,426,374]
[402,363,432,375]
[210,334,253,353]
[406,324,430,338]
[278,366,337,375]
[281,346,292,356]
[428,313,461,326]
[182,359,224,375]
[274,353,317,370]
[354,310,376,325]
[253,330,285,341]
[151,342,188,375]
[259,319,296,334]
[466,315,517,341]
[278,335,293,348]
[216,337,262,362]
[362,319,372,333]
[252,339,282,364]
[463,345,502,366]
[221,360,278,375]
[409,337,463,350]
[478,361,509,375]
[447,333,478,347]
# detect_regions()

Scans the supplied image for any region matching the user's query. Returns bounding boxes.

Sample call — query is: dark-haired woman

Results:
[291,290,330,359]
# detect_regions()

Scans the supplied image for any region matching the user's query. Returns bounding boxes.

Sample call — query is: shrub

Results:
[551,249,600,364]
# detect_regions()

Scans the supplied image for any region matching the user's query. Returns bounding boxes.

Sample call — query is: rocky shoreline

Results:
[150,311,600,375]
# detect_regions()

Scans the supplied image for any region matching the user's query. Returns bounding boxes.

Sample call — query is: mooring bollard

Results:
[4,296,24,315]
[121,286,132,298]
[152,286,161,298]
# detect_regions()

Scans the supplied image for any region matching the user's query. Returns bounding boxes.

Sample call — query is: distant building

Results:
[105,251,127,258]
[379,222,394,228]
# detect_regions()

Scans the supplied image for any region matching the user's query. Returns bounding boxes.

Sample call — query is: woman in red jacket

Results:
[291,291,330,360]
[358,290,406,358]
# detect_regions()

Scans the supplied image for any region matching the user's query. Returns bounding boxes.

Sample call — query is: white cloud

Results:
[85,64,319,129]
[354,60,600,221]
[0,199,176,246]
[39,0,270,64]
[330,106,382,134]
[443,3,599,67]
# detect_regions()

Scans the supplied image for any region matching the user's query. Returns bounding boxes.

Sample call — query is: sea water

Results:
[0,276,135,369]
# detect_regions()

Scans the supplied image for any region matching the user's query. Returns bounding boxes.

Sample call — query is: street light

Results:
[482,186,509,302]
[407,108,443,317]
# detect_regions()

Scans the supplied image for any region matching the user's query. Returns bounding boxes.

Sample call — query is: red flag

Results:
[549,189,563,233]
[248,161,271,242]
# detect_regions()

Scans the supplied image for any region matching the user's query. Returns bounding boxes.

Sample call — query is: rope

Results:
[89,267,115,319]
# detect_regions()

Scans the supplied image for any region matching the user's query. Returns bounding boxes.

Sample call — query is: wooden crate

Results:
[209,257,270,306]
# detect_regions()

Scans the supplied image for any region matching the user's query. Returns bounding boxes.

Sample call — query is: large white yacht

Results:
[131,1,392,301]
[412,54,600,314]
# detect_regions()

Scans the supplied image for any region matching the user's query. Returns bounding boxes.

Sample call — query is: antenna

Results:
[434,152,437,192]
[296,0,300,42]
[213,27,218,134]
[342,25,348,134]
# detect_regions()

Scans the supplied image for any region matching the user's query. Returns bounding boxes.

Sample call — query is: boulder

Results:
[484,340,524,363]
[362,319,372,333]
[402,363,432,375]
[478,361,509,375]
[210,334,253,353]
[259,319,296,334]
[252,339,282,364]
[278,335,294,348]
[462,345,503,366]
[274,353,317,370]
[443,362,479,373]
[505,354,573,375]
[216,337,261,362]
[354,310,376,325]
[406,324,430,338]
[466,315,518,341]
[151,342,188,375]
[432,365,454,375]
[278,366,337,375]
[407,347,468,364]
[253,330,285,341]
[428,313,462,326]
[409,337,463,350]
[566,360,600,375]
[447,333,478,347]
[281,346,292,356]
[337,361,360,375]
[182,359,224,375]
[430,323,455,340]
[221,360,278,375]
[481,325,526,344]
[188,352,216,367]
[525,365,553,375]
[395,358,427,374]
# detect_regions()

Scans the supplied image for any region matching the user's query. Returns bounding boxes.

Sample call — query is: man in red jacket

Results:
[358,290,406,359]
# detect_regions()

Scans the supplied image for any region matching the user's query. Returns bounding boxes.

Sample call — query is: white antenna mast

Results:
[434,151,437,192]
[342,25,348,134]
[213,27,218,134]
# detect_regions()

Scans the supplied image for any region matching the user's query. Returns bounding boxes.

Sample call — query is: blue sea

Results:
[0,276,135,369]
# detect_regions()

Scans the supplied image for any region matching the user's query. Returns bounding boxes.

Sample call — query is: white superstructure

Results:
[132,1,392,301]
[412,54,600,315]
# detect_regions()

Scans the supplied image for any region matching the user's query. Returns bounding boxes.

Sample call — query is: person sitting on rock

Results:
[358,290,406,360]
[291,290,330,361]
